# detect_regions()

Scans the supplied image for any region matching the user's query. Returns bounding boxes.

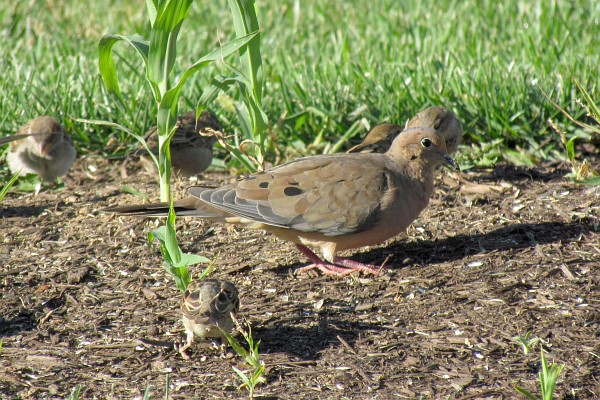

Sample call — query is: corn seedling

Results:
[147,204,212,293]
[98,0,260,201]
[513,331,540,355]
[515,349,565,400]
[221,317,266,399]
[99,0,259,294]
[544,78,600,186]
[198,0,268,172]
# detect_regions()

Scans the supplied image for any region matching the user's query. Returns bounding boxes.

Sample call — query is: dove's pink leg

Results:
[294,244,382,275]
[333,257,386,274]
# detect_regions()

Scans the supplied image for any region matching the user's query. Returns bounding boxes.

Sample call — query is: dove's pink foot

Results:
[294,244,384,275]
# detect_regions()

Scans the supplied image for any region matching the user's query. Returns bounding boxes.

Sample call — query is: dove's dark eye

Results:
[421,138,432,148]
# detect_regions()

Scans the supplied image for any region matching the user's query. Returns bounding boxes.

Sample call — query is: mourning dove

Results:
[106,127,459,275]
[347,106,462,154]
[177,279,240,359]
[137,110,222,176]
[2,116,76,182]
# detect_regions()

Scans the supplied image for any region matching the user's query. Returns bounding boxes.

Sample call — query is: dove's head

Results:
[387,126,459,172]
[406,106,462,154]
[27,116,67,158]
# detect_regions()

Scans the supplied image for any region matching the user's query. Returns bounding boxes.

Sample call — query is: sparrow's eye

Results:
[421,138,432,148]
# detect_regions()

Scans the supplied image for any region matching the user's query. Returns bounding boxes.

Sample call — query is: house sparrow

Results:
[3,116,76,182]
[106,127,459,276]
[347,106,462,154]
[137,110,222,176]
[177,279,240,359]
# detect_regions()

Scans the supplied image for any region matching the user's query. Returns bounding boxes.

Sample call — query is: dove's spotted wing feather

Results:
[189,154,390,236]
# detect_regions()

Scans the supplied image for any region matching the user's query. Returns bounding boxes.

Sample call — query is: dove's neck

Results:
[400,159,437,200]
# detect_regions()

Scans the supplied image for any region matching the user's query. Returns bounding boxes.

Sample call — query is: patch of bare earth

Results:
[1,156,598,399]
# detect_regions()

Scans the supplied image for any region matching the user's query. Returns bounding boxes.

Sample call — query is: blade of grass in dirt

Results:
[0,172,19,203]
[540,87,600,135]
[142,384,152,400]
[121,185,150,202]
[573,77,600,125]
[66,385,82,400]
[164,372,171,400]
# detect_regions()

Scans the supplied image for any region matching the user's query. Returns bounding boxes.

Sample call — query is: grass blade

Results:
[0,172,20,203]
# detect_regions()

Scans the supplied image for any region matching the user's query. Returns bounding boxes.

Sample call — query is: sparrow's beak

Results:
[40,143,49,157]
[443,153,460,171]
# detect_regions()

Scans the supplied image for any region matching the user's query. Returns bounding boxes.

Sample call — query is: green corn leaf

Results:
[178,253,210,267]
[73,118,151,160]
[98,34,150,98]
[160,30,260,115]
[146,0,158,26]
[227,0,263,100]
[198,75,239,109]
[172,265,190,288]
[164,204,181,264]
[226,0,267,167]
[148,227,174,265]
[147,0,193,89]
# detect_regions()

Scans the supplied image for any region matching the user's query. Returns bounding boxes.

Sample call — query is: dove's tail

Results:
[103,196,224,218]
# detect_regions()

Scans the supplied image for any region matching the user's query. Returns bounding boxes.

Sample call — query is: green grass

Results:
[1,0,598,175]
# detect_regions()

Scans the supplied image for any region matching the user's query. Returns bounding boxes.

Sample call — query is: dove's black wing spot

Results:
[284,186,304,196]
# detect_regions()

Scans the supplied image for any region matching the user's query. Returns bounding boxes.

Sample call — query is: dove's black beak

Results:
[443,153,460,171]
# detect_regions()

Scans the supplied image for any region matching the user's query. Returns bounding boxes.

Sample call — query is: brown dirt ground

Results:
[0,155,599,399]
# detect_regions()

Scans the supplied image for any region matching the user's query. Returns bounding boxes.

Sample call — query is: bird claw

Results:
[297,259,384,276]
[295,244,387,276]
[174,340,191,360]
[297,263,357,276]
